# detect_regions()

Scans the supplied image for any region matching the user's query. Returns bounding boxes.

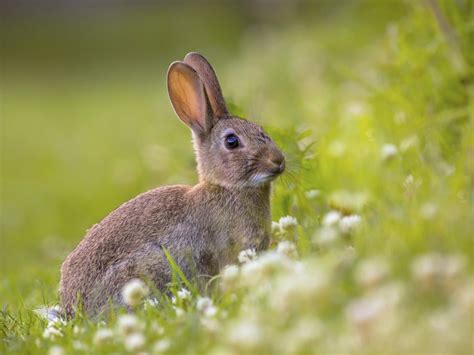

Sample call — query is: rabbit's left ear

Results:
[167,61,214,135]
[184,52,228,118]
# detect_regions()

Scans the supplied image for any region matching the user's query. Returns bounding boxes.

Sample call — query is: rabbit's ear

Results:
[167,61,213,134]
[184,52,228,118]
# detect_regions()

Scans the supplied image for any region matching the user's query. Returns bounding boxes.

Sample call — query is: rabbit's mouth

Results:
[248,171,282,186]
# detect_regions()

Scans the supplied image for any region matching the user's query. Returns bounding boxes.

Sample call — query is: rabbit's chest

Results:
[211,214,270,266]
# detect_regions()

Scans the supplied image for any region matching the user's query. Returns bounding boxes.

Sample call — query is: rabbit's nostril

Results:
[270,157,285,174]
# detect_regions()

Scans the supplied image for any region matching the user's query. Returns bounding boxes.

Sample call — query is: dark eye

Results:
[225,134,240,149]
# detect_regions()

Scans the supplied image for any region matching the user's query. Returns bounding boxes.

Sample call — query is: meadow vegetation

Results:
[1,0,473,353]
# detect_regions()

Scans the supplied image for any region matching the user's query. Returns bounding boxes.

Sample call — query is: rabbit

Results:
[59,52,285,318]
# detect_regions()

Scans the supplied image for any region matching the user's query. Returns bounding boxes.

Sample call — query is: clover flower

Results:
[121,278,149,307]
[154,339,171,353]
[322,210,342,226]
[177,288,192,300]
[279,215,298,230]
[411,253,465,289]
[381,144,398,160]
[283,318,324,352]
[312,226,339,247]
[124,332,146,352]
[144,297,159,310]
[277,240,298,258]
[346,295,387,330]
[271,221,281,234]
[222,264,239,282]
[305,189,320,199]
[201,317,220,332]
[48,345,64,355]
[72,325,85,336]
[420,202,438,220]
[117,314,144,336]
[238,248,257,264]
[355,258,390,289]
[226,318,263,350]
[240,251,293,288]
[93,328,114,346]
[196,297,218,317]
[271,267,329,313]
[174,307,185,317]
[43,325,63,341]
[453,280,474,313]
[339,215,361,234]
[72,340,87,351]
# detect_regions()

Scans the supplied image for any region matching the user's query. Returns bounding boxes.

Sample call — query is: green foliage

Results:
[1,0,473,353]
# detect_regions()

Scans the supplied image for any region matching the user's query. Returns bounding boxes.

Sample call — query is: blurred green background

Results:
[1,0,472,332]
[1,1,402,303]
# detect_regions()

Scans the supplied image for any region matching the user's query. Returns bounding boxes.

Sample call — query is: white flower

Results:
[453,280,474,312]
[72,340,87,351]
[48,345,64,355]
[420,202,438,219]
[305,189,320,199]
[279,215,298,230]
[226,319,262,350]
[283,318,324,352]
[240,251,293,288]
[346,296,386,328]
[196,297,212,311]
[312,226,339,247]
[271,266,329,312]
[339,215,361,234]
[93,328,114,346]
[145,297,159,309]
[345,101,366,117]
[222,264,239,282]
[443,254,466,280]
[381,144,398,160]
[121,279,149,307]
[201,317,219,332]
[276,241,298,258]
[117,314,143,336]
[35,305,64,324]
[238,249,257,264]
[355,258,390,289]
[196,297,217,317]
[151,321,165,335]
[72,325,85,336]
[411,253,466,288]
[124,333,145,352]
[177,288,192,300]
[43,325,63,340]
[322,210,342,226]
[271,221,281,233]
[154,339,171,353]
[174,307,185,317]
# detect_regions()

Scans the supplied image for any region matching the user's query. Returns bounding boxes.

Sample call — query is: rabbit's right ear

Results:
[167,61,213,134]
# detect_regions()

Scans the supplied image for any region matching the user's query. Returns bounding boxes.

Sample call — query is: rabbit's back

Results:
[60,185,192,315]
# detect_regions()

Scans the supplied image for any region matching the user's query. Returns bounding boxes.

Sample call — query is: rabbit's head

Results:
[167,52,285,188]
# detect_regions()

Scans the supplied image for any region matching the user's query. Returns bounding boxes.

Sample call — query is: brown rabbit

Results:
[59,53,285,317]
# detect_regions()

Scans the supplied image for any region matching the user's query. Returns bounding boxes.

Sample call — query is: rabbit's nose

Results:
[269,154,285,174]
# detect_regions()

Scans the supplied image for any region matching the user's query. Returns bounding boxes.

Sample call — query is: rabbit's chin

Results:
[245,172,280,187]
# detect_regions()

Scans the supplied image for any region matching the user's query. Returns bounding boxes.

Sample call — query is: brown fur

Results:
[59,53,285,317]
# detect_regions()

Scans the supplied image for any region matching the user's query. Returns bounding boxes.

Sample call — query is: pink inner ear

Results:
[168,62,208,132]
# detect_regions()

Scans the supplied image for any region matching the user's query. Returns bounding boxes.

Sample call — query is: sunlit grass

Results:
[1,0,473,353]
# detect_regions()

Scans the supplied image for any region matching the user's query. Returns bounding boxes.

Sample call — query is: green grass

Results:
[1,0,473,353]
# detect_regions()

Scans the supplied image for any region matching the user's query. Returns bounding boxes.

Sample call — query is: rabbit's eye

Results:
[225,134,240,149]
